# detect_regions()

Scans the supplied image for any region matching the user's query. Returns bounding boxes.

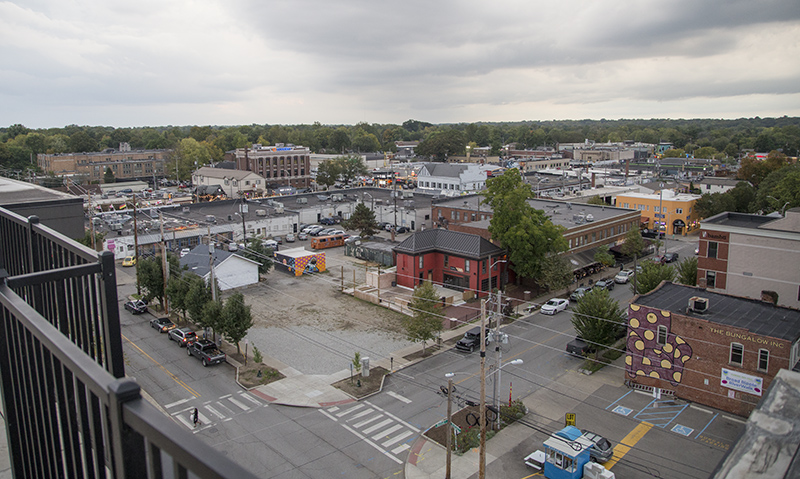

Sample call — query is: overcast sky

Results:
[2,0,799,129]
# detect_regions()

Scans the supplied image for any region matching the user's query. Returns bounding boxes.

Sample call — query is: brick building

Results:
[393,229,506,296]
[233,144,311,189]
[698,209,800,309]
[38,147,170,181]
[626,282,800,416]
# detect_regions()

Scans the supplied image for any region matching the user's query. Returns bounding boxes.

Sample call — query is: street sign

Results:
[565,412,576,427]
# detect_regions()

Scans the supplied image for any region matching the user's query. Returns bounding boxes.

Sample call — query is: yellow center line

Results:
[604,421,652,469]
[121,333,201,398]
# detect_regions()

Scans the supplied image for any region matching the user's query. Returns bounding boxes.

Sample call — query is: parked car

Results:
[180,248,191,257]
[262,239,278,250]
[149,317,176,333]
[566,337,594,357]
[285,233,296,242]
[455,327,490,353]
[569,287,592,302]
[320,217,336,225]
[663,252,679,263]
[168,328,197,347]
[614,270,634,284]
[540,298,568,315]
[593,279,615,292]
[186,339,227,367]
[344,235,362,244]
[581,430,614,463]
[376,222,391,231]
[395,226,410,233]
[297,232,308,240]
[274,236,283,244]
[124,300,148,315]
[122,256,136,267]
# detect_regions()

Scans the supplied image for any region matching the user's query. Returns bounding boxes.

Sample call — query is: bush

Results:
[253,346,263,363]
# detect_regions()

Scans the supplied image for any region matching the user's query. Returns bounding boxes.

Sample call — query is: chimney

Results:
[591,173,596,188]
[761,290,779,305]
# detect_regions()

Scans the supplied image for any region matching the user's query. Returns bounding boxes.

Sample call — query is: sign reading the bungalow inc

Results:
[721,368,763,396]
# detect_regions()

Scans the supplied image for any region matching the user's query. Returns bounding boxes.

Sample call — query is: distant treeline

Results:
[2,117,799,173]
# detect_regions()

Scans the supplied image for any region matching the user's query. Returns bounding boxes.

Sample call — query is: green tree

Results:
[75,229,106,249]
[329,127,351,153]
[351,132,381,152]
[138,257,166,306]
[632,261,676,295]
[166,274,191,320]
[482,169,567,279]
[620,228,646,259]
[538,254,573,292]
[402,281,443,355]
[316,160,340,189]
[593,245,615,267]
[694,146,718,159]
[571,289,626,358]
[185,273,213,326]
[416,129,465,162]
[220,292,253,355]
[676,256,698,286]
[342,203,378,237]
[662,148,685,158]
[737,151,788,187]
[334,154,368,185]
[586,196,607,206]
[103,167,116,184]
[241,238,273,275]
[171,138,213,181]
[201,299,224,341]
[694,192,735,219]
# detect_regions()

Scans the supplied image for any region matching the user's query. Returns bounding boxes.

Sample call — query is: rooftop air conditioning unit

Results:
[256,209,267,217]
[688,296,709,314]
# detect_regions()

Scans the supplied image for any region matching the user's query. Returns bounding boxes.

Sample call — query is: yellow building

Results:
[616,189,702,236]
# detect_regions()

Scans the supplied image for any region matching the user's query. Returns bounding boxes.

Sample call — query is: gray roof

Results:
[420,163,469,178]
[702,211,788,231]
[635,283,800,342]
[393,229,504,259]
[179,244,259,277]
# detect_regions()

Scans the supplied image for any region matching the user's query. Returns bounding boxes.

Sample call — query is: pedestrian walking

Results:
[192,408,200,427]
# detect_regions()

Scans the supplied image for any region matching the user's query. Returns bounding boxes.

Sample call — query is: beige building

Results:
[233,144,311,189]
[38,147,170,181]
[698,209,800,309]
[192,167,266,198]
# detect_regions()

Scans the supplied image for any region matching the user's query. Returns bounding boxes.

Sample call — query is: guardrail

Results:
[0,208,260,479]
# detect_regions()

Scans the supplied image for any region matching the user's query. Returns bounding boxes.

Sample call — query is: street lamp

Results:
[768,196,791,216]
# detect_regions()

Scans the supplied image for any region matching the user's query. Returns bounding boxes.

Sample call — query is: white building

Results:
[416,163,486,195]
[692,177,746,194]
[179,244,261,291]
[192,167,266,198]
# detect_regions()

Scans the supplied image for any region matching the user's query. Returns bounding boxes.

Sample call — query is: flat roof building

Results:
[234,144,311,190]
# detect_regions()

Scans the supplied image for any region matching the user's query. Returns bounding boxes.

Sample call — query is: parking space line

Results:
[605,422,652,469]
[695,413,719,439]
[605,390,632,410]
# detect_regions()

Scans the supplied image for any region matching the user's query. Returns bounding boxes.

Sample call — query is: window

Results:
[708,241,718,259]
[655,206,660,213]
[758,349,769,372]
[657,325,668,345]
[676,208,683,214]
[482,260,487,274]
[419,255,424,269]
[706,271,716,288]
[444,255,449,267]
[465,260,470,272]
[730,343,744,366]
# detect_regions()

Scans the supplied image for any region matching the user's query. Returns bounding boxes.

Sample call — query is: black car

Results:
[124,300,148,315]
[569,287,592,302]
[593,279,615,292]
[455,327,490,353]
[149,317,176,333]
[395,226,410,233]
[663,252,679,263]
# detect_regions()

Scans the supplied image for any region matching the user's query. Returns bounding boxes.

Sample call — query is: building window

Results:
[706,271,716,288]
[758,349,769,372]
[657,325,668,345]
[482,260,486,274]
[676,208,683,214]
[730,343,744,366]
[465,260,470,272]
[419,255,424,269]
[655,206,660,213]
[444,255,449,267]
[708,241,718,259]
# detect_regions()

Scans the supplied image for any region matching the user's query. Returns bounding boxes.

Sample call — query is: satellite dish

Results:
[570,259,580,266]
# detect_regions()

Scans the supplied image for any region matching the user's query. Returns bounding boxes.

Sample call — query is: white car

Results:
[615,270,634,284]
[540,298,568,315]
[180,248,191,257]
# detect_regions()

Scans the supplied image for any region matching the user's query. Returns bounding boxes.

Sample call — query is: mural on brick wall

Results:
[626,305,693,386]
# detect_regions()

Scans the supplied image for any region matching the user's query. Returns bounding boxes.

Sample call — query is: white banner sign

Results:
[721,368,763,396]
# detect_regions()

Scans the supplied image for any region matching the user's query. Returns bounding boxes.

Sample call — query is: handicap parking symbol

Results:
[613,406,633,416]
[671,424,694,436]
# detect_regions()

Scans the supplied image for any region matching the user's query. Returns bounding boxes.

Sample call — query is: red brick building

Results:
[626,282,800,416]
[393,229,506,296]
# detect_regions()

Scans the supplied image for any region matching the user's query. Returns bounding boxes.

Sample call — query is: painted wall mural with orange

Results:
[626,305,693,386]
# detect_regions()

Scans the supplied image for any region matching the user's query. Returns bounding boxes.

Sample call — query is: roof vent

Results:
[688,296,709,314]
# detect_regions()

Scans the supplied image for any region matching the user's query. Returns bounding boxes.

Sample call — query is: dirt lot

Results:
[229,244,415,376]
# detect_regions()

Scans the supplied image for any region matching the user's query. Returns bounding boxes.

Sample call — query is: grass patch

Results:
[331,366,389,399]
[425,400,527,454]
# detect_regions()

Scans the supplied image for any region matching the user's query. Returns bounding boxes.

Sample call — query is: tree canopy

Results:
[342,203,378,237]
[221,292,254,355]
[632,261,676,295]
[482,169,568,279]
[402,281,444,354]
[571,289,626,358]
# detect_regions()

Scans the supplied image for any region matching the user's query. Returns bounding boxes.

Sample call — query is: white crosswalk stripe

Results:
[165,392,269,430]
[322,399,419,463]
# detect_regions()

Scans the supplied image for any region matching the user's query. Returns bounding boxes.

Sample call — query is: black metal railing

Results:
[0,207,260,479]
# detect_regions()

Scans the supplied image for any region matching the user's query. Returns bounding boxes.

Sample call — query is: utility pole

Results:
[208,226,216,302]
[133,199,140,296]
[493,289,502,430]
[159,211,169,314]
[445,377,454,479]
[240,199,248,242]
[479,299,487,479]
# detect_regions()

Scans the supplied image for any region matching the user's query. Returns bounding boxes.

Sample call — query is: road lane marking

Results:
[336,403,364,417]
[320,410,337,421]
[695,413,719,438]
[348,409,375,421]
[339,422,402,465]
[353,414,384,429]
[387,391,412,404]
[362,419,393,435]
[372,424,403,441]
[240,392,262,405]
[383,431,413,448]
[391,443,411,455]
[605,422,652,469]
[121,333,200,398]
[365,401,421,432]
[228,397,250,411]
[165,397,192,409]
[205,405,225,419]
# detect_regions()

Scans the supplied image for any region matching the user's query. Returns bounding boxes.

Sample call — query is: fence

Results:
[0,208,259,479]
